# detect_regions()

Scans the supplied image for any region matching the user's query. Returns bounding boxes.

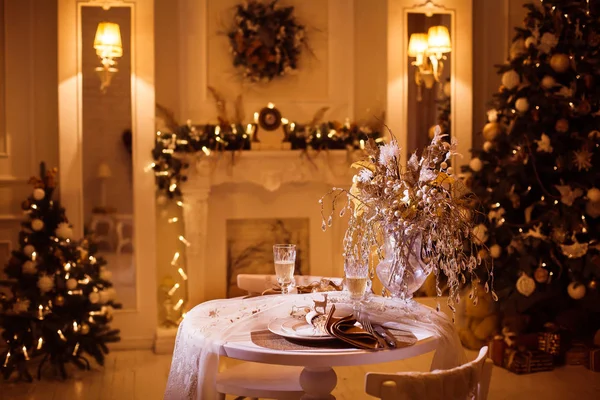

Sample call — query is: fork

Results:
[359,314,385,349]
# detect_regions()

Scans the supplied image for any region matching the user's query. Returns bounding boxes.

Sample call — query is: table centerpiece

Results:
[320,128,494,312]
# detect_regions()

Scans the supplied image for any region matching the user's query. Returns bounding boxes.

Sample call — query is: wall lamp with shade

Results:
[94,22,122,92]
[408,25,451,100]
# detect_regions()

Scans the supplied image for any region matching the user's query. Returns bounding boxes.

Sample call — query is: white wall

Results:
[0,0,59,271]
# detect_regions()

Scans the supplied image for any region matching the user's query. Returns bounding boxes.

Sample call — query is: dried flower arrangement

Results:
[228,0,307,83]
[320,128,495,311]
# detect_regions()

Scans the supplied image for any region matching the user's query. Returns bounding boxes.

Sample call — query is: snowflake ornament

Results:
[535,134,553,153]
[573,147,592,171]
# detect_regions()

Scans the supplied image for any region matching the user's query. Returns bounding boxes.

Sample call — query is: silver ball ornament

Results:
[501,70,520,90]
[32,188,45,201]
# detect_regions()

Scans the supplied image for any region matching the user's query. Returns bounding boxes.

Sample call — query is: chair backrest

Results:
[236,274,342,295]
[365,346,493,400]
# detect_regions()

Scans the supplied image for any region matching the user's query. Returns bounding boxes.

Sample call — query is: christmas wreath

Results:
[228,0,306,83]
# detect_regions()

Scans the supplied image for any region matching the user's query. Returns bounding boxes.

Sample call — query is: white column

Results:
[181,157,211,308]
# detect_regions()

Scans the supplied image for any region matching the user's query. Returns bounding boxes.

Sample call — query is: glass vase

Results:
[375,232,432,300]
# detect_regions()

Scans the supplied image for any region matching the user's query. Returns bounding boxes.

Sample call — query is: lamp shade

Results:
[427,25,451,55]
[94,22,123,59]
[407,33,429,57]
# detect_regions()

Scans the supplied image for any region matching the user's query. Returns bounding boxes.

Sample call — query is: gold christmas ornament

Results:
[555,119,569,133]
[31,219,44,232]
[483,141,493,152]
[587,188,600,203]
[516,274,536,297]
[515,98,530,113]
[55,295,65,306]
[589,279,598,290]
[80,323,90,335]
[469,157,483,172]
[541,75,557,89]
[490,244,502,259]
[534,266,549,283]
[483,122,501,141]
[550,53,570,73]
[23,244,36,258]
[567,281,586,300]
[22,261,37,275]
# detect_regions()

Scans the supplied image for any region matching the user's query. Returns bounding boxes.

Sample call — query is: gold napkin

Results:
[261,280,343,296]
[324,305,381,350]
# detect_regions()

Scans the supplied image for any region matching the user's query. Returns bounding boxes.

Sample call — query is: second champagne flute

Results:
[273,244,296,294]
[344,259,370,313]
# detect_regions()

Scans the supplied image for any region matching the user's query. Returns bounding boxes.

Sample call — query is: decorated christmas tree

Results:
[466,0,600,336]
[0,164,120,381]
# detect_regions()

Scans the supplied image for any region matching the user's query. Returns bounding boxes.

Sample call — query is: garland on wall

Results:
[150,111,384,199]
[228,0,307,83]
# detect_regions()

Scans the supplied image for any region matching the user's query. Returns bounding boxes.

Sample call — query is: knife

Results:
[373,325,397,348]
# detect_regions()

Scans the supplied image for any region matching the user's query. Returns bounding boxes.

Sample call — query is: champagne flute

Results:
[273,244,296,294]
[344,259,370,313]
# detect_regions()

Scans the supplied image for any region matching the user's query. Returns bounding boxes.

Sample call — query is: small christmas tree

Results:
[466,0,600,336]
[0,163,120,381]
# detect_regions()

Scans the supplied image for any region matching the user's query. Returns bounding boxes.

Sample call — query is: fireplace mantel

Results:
[180,150,358,307]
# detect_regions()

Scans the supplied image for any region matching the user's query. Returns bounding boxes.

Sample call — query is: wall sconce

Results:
[408,25,451,101]
[94,22,122,92]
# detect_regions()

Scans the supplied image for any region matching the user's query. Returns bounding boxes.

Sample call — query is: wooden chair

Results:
[365,346,493,400]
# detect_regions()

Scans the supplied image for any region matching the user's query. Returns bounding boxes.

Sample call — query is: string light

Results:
[493,202,501,208]
[202,146,211,156]
[3,352,10,367]
[31,204,38,210]
[169,182,177,192]
[173,299,184,310]
[171,252,180,265]
[289,122,296,131]
[281,118,289,125]
[168,217,179,223]
[554,200,558,205]
[72,343,80,356]
[178,268,188,281]
[168,283,180,296]
[359,139,365,150]
[73,321,79,332]
[176,201,184,207]
[22,346,29,361]
[57,330,66,341]
[144,162,156,172]
[162,148,174,154]
[37,337,43,350]
[215,126,221,136]
[178,235,191,247]
[519,228,523,233]
[328,130,336,138]
[541,196,545,201]
[267,102,275,109]
[31,252,37,261]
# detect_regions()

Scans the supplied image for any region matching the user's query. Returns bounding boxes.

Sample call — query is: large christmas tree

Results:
[0,164,120,381]
[466,0,600,337]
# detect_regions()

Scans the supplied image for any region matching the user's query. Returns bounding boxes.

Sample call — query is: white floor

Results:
[1,349,598,399]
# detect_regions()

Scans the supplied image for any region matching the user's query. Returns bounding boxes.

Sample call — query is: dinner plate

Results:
[268,317,332,341]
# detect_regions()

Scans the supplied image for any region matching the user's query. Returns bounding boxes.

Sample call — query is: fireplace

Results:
[181,150,357,306]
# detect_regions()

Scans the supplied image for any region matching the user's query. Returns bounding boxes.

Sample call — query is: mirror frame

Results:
[58,0,157,347]
[387,0,472,167]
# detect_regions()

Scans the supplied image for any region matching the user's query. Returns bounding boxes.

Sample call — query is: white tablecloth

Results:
[164,293,465,400]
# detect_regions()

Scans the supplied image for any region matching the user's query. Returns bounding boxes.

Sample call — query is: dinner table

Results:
[164,291,466,400]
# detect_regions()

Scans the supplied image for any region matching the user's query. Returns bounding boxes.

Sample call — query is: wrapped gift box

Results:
[538,325,567,359]
[565,343,588,366]
[505,349,554,374]
[488,336,507,366]
[587,348,600,372]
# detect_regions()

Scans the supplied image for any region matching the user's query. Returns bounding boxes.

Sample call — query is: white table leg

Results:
[299,366,337,400]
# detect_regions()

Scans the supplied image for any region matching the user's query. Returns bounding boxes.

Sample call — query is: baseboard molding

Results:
[154,327,178,355]
[109,336,155,351]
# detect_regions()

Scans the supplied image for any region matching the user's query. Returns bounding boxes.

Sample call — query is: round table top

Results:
[222,329,439,368]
